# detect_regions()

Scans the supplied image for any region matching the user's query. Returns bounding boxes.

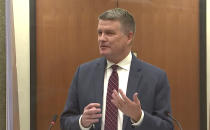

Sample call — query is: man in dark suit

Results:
[60,8,174,130]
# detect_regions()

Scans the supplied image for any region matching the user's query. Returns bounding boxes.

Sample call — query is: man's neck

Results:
[106,51,131,64]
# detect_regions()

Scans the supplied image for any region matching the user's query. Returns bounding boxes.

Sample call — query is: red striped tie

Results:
[105,65,118,130]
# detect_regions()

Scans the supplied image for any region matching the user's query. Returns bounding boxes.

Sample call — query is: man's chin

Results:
[99,51,110,57]
[100,53,108,57]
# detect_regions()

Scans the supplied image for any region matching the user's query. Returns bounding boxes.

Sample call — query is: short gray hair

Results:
[98,8,136,35]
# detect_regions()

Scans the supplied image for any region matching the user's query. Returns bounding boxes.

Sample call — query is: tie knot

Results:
[111,65,118,71]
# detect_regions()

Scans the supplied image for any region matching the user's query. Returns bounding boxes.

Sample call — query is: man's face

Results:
[97,20,132,62]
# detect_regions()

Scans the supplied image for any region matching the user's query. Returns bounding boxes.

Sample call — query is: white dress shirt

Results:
[79,52,144,130]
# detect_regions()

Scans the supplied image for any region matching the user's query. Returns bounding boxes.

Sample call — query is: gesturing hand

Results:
[81,103,102,128]
[111,89,142,122]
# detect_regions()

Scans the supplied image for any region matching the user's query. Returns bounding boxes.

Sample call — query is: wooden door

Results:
[35,0,116,129]
[119,0,200,129]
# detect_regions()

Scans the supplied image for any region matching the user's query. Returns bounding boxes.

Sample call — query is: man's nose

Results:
[98,33,107,41]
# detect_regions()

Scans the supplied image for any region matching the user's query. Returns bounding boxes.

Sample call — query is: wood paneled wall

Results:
[119,1,199,130]
[35,0,200,129]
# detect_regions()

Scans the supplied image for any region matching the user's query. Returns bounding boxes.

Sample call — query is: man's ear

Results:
[127,32,134,45]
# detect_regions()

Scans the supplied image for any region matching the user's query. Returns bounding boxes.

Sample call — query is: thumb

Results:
[133,92,140,105]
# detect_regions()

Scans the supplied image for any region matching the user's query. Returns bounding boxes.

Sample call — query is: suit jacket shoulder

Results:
[131,55,167,77]
[78,57,106,72]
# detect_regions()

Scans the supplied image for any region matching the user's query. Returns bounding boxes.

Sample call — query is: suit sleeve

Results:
[131,72,174,130]
[60,67,82,130]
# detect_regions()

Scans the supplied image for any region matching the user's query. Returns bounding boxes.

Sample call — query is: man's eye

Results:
[106,31,115,35]
[98,31,102,35]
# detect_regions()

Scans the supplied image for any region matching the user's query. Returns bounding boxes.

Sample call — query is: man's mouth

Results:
[100,44,109,48]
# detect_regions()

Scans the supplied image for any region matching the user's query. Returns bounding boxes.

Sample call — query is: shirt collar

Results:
[106,52,132,71]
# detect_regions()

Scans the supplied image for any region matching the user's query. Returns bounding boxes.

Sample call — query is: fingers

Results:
[118,89,131,103]
[133,92,140,105]
[111,89,141,109]
[110,89,142,122]
[85,106,101,116]
[112,89,130,104]
[111,90,126,108]
[84,103,101,117]
[81,103,102,128]
[85,103,100,109]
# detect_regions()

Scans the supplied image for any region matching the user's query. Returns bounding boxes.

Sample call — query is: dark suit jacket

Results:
[60,55,174,130]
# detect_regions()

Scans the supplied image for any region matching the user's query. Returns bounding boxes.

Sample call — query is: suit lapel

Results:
[93,57,106,129]
[123,55,143,130]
